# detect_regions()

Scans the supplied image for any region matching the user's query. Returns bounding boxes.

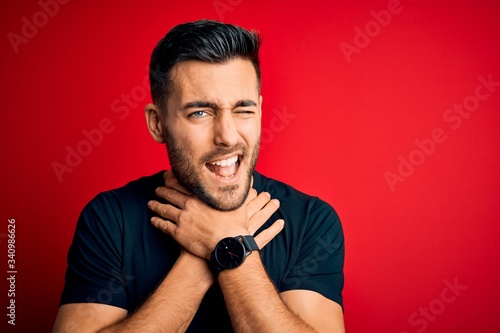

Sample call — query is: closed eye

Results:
[234,110,256,115]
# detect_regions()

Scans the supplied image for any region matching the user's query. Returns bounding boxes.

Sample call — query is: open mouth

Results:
[205,155,241,178]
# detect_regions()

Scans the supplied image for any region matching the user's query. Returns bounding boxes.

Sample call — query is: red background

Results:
[1,0,500,332]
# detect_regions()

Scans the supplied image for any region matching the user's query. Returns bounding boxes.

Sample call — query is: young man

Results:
[53,20,345,332]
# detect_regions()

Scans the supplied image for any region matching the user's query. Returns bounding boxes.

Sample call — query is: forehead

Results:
[169,58,259,104]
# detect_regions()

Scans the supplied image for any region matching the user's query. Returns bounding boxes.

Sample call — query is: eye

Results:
[234,110,256,115]
[189,110,208,118]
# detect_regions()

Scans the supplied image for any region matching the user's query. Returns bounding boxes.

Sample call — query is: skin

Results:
[53,58,344,332]
[160,58,261,212]
[53,177,281,333]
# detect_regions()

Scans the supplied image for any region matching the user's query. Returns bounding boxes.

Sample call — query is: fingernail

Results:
[272,199,280,207]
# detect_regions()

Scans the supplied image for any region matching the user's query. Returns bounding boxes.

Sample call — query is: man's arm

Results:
[148,174,345,332]
[53,304,126,333]
[219,255,344,332]
[54,174,282,332]
[53,250,213,333]
[53,255,344,333]
[281,289,344,333]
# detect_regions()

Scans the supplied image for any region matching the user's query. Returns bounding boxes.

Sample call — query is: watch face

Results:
[215,237,246,269]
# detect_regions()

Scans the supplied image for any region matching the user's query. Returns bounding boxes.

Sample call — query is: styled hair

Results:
[149,20,262,111]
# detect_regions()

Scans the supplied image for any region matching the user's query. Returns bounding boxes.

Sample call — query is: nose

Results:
[213,111,239,147]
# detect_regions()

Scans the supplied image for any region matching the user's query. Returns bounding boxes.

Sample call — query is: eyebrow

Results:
[182,99,257,110]
[234,99,257,108]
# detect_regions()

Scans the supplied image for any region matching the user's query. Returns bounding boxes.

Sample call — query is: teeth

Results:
[211,156,238,167]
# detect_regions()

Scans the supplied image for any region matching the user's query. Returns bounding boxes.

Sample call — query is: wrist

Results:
[177,251,215,287]
[210,235,260,273]
[218,252,263,280]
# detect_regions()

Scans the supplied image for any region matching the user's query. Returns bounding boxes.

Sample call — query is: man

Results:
[53,20,345,332]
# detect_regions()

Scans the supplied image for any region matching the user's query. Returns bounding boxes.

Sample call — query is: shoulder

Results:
[256,172,345,305]
[85,171,165,212]
[253,171,340,223]
[77,171,165,233]
[253,171,313,201]
[253,171,343,254]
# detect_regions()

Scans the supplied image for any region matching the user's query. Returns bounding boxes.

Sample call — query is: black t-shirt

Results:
[60,171,344,332]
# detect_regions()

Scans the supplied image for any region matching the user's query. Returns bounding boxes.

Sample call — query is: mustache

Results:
[201,144,247,163]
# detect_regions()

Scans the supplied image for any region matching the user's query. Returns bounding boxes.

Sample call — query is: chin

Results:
[203,179,251,211]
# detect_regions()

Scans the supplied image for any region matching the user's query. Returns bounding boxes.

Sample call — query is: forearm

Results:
[99,253,213,333]
[219,254,315,333]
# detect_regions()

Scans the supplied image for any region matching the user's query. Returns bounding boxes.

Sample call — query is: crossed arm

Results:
[53,172,344,332]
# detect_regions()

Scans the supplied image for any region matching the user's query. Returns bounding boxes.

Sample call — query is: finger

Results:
[248,198,280,235]
[246,191,271,219]
[245,188,258,205]
[254,219,285,249]
[148,199,181,222]
[155,187,190,208]
[163,170,174,183]
[164,171,192,196]
[150,216,178,237]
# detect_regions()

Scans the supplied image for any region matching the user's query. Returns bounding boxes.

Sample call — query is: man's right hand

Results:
[148,171,285,260]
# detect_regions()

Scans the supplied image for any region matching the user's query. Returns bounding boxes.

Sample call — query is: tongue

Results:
[207,163,237,177]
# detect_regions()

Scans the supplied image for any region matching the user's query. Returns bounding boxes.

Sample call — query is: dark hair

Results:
[149,20,262,111]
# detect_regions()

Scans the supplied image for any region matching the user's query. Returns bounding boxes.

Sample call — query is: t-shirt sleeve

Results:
[280,198,345,309]
[59,192,128,309]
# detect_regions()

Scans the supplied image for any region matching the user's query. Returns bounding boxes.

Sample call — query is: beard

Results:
[164,132,260,211]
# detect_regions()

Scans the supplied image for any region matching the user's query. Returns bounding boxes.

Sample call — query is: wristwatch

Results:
[210,235,260,272]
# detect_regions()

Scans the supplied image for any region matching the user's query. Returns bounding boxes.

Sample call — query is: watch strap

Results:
[239,235,260,254]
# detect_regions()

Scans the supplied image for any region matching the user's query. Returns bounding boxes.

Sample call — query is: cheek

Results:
[172,125,211,160]
[246,126,261,148]
[238,119,261,144]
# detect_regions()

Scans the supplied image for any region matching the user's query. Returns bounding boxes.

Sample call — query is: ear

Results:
[145,103,166,143]
[258,95,263,118]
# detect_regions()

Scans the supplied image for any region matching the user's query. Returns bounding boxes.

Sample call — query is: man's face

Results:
[163,58,261,211]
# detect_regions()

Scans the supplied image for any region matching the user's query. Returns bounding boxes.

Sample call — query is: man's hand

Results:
[148,171,284,259]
